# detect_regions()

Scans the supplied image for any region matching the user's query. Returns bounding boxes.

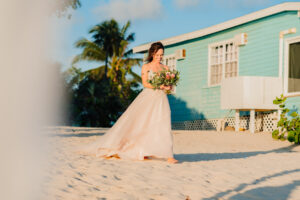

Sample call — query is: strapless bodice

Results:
[147,69,155,79]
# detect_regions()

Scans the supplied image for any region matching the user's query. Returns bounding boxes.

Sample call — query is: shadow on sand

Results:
[44,127,108,138]
[202,169,300,200]
[174,144,299,163]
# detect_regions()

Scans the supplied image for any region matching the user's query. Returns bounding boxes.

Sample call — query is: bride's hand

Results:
[164,85,171,90]
[165,85,173,90]
[161,85,172,92]
[160,85,168,90]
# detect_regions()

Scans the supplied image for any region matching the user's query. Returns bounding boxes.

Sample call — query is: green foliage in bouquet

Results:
[272,94,300,144]
[147,68,180,94]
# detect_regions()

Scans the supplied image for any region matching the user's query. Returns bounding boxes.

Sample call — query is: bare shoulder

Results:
[141,63,150,76]
[142,63,150,70]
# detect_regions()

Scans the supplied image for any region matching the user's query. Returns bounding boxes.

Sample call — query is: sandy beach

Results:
[41,127,300,200]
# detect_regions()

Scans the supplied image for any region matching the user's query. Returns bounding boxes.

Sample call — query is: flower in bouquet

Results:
[147,68,180,94]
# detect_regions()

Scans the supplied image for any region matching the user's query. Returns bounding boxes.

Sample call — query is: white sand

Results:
[41,127,300,200]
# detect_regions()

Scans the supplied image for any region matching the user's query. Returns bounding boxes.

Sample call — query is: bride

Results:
[73,42,178,164]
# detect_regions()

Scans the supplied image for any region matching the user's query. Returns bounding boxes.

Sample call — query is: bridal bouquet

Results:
[147,68,180,94]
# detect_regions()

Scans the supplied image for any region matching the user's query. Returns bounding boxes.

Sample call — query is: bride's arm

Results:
[141,64,155,89]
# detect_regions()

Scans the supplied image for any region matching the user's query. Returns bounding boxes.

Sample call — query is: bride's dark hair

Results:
[146,42,164,63]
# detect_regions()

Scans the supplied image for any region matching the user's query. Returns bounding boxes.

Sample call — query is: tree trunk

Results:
[105,54,108,79]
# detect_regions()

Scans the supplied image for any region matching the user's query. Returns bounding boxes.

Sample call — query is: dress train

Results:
[72,87,174,161]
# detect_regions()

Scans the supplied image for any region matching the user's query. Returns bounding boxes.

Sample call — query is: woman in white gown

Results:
[73,42,178,164]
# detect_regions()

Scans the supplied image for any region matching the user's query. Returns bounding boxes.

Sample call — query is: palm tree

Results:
[72,19,142,83]
[88,19,126,78]
[66,19,144,126]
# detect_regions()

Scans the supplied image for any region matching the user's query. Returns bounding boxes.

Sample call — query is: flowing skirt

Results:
[72,87,173,161]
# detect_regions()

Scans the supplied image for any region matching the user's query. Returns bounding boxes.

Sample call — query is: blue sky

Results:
[50,0,296,73]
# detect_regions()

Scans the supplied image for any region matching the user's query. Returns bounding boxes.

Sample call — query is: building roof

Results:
[132,2,300,53]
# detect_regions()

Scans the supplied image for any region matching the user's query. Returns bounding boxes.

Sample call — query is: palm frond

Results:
[126,33,135,43]
[127,70,142,83]
[124,58,143,67]
[124,49,133,57]
[72,38,106,64]
[85,65,106,80]
[121,21,130,36]
[72,48,105,64]
[74,38,102,50]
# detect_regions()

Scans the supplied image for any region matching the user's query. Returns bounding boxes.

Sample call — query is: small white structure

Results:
[221,76,282,133]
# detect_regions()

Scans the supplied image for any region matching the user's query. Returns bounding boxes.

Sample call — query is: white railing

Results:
[171,112,277,132]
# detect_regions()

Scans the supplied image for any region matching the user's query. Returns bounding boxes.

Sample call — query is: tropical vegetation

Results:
[62,19,143,127]
[272,94,300,145]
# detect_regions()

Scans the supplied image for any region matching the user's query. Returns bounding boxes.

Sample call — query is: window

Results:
[162,54,177,94]
[284,37,300,96]
[163,55,176,70]
[209,40,238,86]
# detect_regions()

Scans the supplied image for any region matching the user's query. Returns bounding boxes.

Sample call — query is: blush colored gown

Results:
[72,69,174,161]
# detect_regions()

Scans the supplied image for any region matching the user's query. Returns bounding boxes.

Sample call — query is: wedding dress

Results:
[73,69,174,161]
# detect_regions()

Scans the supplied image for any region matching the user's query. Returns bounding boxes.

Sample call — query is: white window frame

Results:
[162,53,177,94]
[208,39,239,87]
[284,36,300,97]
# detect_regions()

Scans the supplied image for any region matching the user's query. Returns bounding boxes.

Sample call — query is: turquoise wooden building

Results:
[133,2,300,132]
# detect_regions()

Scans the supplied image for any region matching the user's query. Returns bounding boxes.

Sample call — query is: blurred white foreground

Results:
[0,1,66,199]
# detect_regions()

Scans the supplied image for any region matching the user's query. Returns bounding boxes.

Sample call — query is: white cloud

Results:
[173,0,201,9]
[93,0,163,22]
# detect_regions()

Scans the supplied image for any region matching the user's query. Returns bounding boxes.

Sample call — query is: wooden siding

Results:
[149,11,300,122]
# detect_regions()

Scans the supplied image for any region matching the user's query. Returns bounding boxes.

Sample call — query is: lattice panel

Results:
[172,112,278,132]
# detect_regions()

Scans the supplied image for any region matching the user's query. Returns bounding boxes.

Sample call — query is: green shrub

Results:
[272,94,300,145]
